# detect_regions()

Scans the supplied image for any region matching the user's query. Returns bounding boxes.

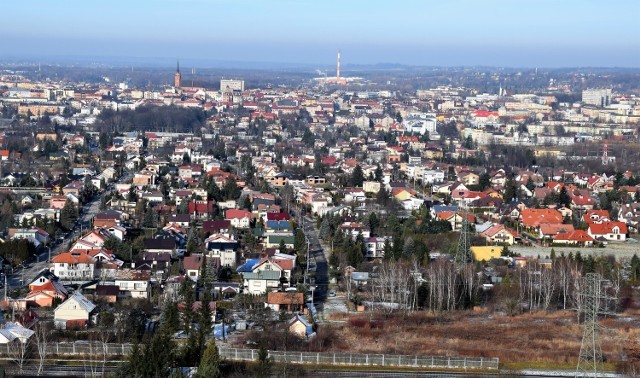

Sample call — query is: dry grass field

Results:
[324,309,640,371]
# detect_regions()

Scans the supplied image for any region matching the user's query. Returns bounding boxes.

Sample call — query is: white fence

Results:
[219,347,499,370]
[0,342,132,356]
[0,343,500,370]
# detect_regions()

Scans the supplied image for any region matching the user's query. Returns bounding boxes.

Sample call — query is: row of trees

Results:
[360,253,624,316]
[118,269,220,377]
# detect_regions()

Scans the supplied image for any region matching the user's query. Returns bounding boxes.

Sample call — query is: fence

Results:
[0,343,500,370]
[0,342,133,356]
[219,347,499,370]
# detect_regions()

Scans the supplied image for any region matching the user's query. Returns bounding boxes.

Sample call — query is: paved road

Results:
[4,171,133,291]
[303,215,328,311]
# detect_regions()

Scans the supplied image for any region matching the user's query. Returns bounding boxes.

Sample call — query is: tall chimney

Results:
[337,49,341,80]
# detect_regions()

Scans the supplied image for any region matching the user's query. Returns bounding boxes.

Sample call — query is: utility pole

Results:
[576,272,615,377]
[454,205,471,270]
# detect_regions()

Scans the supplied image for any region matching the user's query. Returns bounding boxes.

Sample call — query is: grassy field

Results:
[324,309,640,372]
[511,242,640,260]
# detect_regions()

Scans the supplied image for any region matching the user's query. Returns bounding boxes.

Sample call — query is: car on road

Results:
[329,290,336,297]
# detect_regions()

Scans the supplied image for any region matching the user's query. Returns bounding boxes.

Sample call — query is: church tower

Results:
[174,60,181,88]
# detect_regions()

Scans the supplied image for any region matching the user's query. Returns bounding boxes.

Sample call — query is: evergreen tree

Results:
[526,177,535,191]
[294,229,307,253]
[367,212,380,236]
[374,164,383,182]
[128,186,138,202]
[255,343,272,377]
[382,238,393,260]
[161,301,180,335]
[347,243,364,267]
[558,186,571,208]
[351,164,364,187]
[403,236,416,257]
[222,177,241,201]
[142,206,157,228]
[186,238,198,257]
[503,176,518,203]
[479,173,491,191]
[241,195,252,211]
[196,339,221,378]
[179,280,195,333]
[60,199,78,231]
[376,187,390,206]
[207,179,222,201]
[631,254,640,281]
[318,218,331,240]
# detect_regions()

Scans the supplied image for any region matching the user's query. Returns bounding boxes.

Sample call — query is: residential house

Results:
[436,211,474,230]
[143,238,176,254]
[167,214,191,228]
[184,254,204,282]
[202,220,232,236]
[225,209,252,229]
[480,224,514,245]
[54,292,97,329]
[587,221,628,241]
[539,223,574,244]
[266,292,304,312]
[520,208,563,229]
[0,322,35,344]
[27,270,68,307]
[241,257,290,295]
[205,234,239,267]
[288,314,313,338]
[112,270,151,299]
[554,230,595,246]
[339,222,370,240]
[265,234,295,249]
[188,200,216,220]
[10,227,49,246]
[582,210,611,223]
[365,236,392,258]
[470,246,503,261]
[50,250,96,281]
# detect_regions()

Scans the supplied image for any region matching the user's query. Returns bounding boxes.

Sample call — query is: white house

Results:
[242,257,290,295]
[54,292,97,329]
[365,236,392,259]
[204,234,238,268]
[0,322,35,344]
[50,251,96,281]
[423,169,445,184]
[112,270,151,299]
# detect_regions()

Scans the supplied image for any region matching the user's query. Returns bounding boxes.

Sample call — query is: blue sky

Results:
[1,0,638,67]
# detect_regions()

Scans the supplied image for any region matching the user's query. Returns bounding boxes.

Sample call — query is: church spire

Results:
[174,59,182,88]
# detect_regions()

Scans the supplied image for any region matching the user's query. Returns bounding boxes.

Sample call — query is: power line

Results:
[576,272,615,377]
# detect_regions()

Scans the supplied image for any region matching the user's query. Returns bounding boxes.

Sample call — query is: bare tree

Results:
[84,329,113,377]
[8,337,31,374]
[539,264,556,312]
[425,259,458,313]
[372,260,413,313]
[34,323,51,375]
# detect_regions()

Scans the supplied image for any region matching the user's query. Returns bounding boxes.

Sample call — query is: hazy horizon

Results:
[1,0,639,69]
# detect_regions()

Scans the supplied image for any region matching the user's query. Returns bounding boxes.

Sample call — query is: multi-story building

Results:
[582,88,612,107]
